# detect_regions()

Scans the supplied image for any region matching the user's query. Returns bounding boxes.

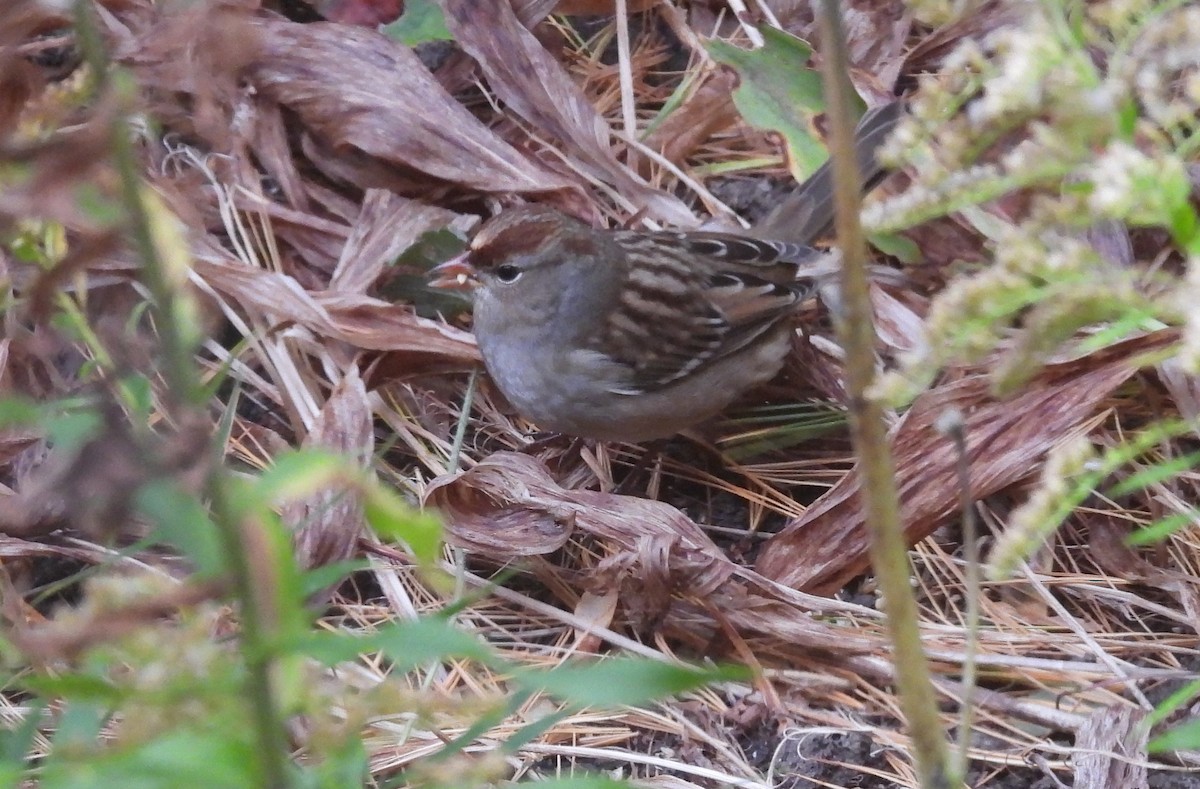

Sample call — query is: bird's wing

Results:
[592,232,817,394]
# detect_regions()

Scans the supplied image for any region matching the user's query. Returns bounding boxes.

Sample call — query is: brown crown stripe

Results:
[470,220,563,269]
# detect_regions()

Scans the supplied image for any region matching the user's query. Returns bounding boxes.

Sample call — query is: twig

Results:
[814,0,956,785]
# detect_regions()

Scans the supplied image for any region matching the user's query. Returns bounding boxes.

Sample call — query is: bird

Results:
[429,102,903,442]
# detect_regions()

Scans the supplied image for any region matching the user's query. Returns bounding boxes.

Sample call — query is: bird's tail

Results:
[755,99,904,244]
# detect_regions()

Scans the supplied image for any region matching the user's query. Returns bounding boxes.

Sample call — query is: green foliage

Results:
[363,483,444,569]
[0,17,741,786]
[718,401,849,459]
[1,419,735,787]
[984,422,1195,581]
[855,1,1200,559]
[867,5,1200,764]
[707,27,840,178]
[383,0,454,47]
[384,228,470,318]
[515,658,747,707]
[137,479,227,576]
[1147,679,1200,752]
[868,1,1200,404]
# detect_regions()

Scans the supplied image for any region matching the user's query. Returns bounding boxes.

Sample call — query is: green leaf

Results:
[0,764,24,789]
[23,674,124,705]
[720,401,847,458]
[1116,99,1138,140]
[372,617,495,671]
[1150,716,1200,752]
[383,228,470,319]
[300,617,494,672]
[44,410,102,454]
[256,450,347,503]
[1126,510,1197,546]
[515,659,747,707]
[119,374,154,420]
[1105,451,1200,498]
[382,0,453,46]
[41,727,261,789]
[136,479,225,576]
[363,485,442,567]
[1145,678,1200,729]
[0,700,42,765]
[300,559,368,598]
[0,398,40,427]
[49,697,112,749]
[433,690,533,763]
[73,182,125,228]
[1170,200,1200,255]
[706,27,844,179]
[869,232,922,264]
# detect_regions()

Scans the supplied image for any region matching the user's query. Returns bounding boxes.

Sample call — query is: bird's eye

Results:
[495,264,522,283]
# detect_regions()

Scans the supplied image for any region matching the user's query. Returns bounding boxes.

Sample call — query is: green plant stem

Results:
[72,21,193,418]
[814,1,956,786]
[204,478,293,789]
[449,368,478,601]
[73,5,291,786]
[448,368,478,476]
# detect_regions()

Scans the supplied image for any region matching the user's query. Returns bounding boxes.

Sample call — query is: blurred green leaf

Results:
[137,479,225,576]
[44,410,102,454]
[0,700,42,766]
[73,182,125,228]
[256,450,347,503]
[120,374,153,419]
[300,617,494,672]
[433,690,533,764]
[363,485,442,567]
[0,398,40,427]
[1150,716,1200,753]
[22,675,123,705]
[41,727,261,789]
[1106,451,1200,498]
[9,231,44,264]
[299,559,367,599]
[371,617,495,672]
[50,697,111,749]
[382,0,453,46]
[869,232,922,264]
[1126,510,1198,546]
[516,658,746,707]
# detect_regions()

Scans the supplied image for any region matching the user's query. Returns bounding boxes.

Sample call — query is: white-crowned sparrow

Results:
[429,102,902,442]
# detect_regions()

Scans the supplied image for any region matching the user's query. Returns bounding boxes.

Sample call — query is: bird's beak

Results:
[428,252,478,291]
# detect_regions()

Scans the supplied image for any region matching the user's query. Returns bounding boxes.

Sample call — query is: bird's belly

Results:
[481,344,637,438]
[478,329,792,442]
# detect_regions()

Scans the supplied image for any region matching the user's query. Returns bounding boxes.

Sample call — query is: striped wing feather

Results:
[594,232,820,394]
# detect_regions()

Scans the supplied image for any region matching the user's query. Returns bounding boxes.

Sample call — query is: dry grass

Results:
[2,0,1199,786]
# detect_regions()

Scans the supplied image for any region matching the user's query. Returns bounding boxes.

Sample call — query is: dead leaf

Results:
[641,69,740,169]
[191,243,480,362]
[756,332,1175,592]
[329,189,463,295]
[440,0,694,224]
[288,368,373,570]
[249,17,578,196]
[426,451,885,652]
